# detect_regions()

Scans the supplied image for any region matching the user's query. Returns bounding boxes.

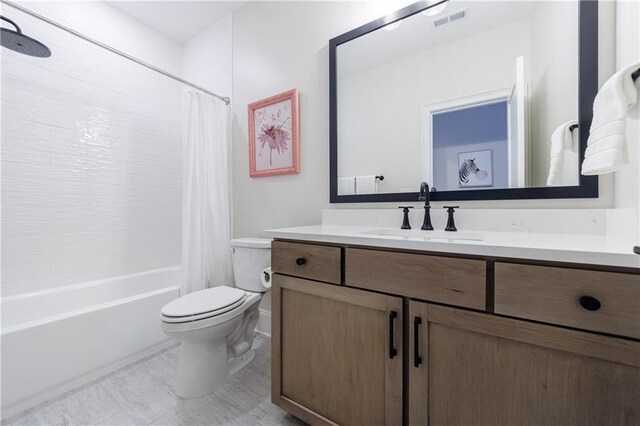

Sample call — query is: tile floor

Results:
[4,334,305,426]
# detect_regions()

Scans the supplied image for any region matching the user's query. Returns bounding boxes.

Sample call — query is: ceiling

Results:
[106,1,248,43]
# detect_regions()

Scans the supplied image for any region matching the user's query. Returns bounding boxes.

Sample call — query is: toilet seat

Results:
[162,291,262,333]
[161,286,246,324]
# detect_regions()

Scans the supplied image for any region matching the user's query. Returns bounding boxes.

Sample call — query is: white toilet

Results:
[161,237,271,398]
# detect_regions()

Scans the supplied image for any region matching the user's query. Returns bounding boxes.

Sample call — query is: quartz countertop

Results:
[264,224,640,269]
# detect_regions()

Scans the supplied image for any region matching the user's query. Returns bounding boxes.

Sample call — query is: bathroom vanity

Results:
[267,226,640,426]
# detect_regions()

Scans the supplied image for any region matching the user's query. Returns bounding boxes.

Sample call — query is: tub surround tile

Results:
[2,20,182,298]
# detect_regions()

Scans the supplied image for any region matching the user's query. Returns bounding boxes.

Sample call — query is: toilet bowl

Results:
[160,237,271,398]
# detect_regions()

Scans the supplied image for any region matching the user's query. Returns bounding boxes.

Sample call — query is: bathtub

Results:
[1,267,181,419]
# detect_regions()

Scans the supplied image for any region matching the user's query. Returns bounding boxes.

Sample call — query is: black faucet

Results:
[444,206,459,232]
[418,182,433,231]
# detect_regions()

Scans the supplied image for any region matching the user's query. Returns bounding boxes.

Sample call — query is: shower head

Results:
[1,15,51,57]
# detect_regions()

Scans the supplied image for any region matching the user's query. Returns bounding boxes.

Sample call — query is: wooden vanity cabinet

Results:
[408,302,640,425]
[272,240,640,426]
[272,273,403,426]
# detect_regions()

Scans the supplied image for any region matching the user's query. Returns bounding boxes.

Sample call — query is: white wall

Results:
[1,3,183,297]
[614,0,640,225]
[181,14,233,98]
[232,1,370,238]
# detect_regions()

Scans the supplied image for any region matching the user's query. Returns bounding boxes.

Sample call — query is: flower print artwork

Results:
[248,89,299,177]
[257,118,290,166]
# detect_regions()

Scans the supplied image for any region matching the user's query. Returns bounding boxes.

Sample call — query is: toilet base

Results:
[174,344,256,399]
[176,338,229,399]
[229,349,255,376]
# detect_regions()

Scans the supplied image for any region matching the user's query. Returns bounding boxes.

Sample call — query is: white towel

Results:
[338,177,356,195]
[355,176,378,194]
[582,62,639,175]
[547,121,578,186]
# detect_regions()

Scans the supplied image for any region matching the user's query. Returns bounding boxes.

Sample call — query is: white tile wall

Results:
[1,10,182,297]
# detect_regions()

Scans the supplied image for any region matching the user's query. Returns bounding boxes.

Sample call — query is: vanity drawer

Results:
[494,263,640,339]
[345,248,486,310]
[272,241,342,284]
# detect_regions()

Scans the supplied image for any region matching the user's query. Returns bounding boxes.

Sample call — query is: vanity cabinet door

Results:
[408,303,640,426]
[272,274,403,426]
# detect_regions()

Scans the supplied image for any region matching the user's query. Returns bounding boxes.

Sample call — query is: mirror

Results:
[330,0,598,202]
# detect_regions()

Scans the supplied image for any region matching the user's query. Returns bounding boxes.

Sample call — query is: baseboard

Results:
[2,339,177,421]
[256,308,271,336]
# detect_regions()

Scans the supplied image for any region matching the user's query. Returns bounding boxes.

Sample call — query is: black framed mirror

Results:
[329,0,598,203]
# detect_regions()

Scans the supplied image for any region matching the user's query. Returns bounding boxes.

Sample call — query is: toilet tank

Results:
[230,237,272,292]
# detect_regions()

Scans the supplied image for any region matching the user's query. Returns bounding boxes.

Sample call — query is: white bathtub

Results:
[0,267,181,419]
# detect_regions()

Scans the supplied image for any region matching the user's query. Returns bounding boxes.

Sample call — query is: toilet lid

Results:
[161,286,246,319]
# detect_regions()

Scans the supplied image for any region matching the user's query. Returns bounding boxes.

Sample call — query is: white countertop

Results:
[264,224,640,269]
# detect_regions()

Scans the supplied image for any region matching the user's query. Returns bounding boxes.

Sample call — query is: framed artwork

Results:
[248,89,299,177]
[458,149,494,188]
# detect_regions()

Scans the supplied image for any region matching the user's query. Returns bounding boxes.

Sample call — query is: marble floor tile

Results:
[5,382,121,426]
[93,412,135,426]
[99,355,180,425]
[4,334,305,426]
[156,346,180,371]
[261,406,308,426]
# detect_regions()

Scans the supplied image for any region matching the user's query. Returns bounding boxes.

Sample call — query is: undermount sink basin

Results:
[360,229,484,241]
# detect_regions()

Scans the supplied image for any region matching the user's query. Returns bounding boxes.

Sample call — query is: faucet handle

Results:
[443,206,459,232]
[398,206,413,229]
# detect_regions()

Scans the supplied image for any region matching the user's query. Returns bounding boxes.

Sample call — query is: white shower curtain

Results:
[181,91,231,295]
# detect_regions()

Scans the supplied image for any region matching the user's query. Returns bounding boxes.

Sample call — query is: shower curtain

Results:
[181,91,231,295]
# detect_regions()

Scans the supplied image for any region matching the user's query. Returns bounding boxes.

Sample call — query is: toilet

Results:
[161,237,271,398]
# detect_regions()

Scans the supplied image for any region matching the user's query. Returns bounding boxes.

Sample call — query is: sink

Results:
[360,229,484,241]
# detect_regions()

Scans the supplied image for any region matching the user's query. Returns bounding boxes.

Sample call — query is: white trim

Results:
[256,308,271,336]
[421,88,511,187]
[2,340,177,421]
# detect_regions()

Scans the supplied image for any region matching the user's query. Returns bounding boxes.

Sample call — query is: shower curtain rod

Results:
[1,0,231,105]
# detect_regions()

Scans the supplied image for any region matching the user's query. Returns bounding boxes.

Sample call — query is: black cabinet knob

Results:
[579,295,601,311]
[295,257,306,266]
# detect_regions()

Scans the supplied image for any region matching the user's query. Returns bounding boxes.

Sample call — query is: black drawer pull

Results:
[389,311,398,359]
[579,295,601,311]
[414,316,423,368]
[295,257,306,266]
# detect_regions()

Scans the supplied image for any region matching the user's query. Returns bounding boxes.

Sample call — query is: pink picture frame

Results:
[248,89,300,177]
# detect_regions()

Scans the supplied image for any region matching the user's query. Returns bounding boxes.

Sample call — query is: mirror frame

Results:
[329,0,599,203]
